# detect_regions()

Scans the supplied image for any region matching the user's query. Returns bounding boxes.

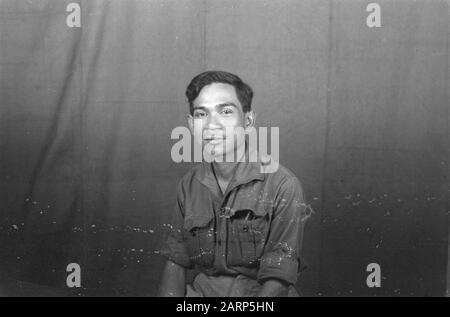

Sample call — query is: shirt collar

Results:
[195,153,265,196]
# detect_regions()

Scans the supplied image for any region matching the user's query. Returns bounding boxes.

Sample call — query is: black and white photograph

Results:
[0,0,448,299]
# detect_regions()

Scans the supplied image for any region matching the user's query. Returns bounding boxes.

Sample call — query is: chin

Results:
[205,149,232,162]
[216,151,240,162]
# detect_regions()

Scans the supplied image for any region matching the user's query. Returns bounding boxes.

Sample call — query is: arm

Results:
[257,177,307,292]
[257,279,289,297]
[157,260,186,297]
[158,182,192,297]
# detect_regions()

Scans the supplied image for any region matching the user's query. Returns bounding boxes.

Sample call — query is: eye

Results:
[193,111,206,118]
[221,108,234,115]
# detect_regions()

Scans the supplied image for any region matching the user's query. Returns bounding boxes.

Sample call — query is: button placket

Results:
[219,207,228,260]
[215,189,239,270]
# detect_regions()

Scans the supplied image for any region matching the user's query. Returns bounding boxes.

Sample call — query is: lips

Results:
[204,137,225,145]
[203,133,225,141]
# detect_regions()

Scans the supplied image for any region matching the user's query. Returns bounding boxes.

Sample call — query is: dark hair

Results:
[185,71,253,114]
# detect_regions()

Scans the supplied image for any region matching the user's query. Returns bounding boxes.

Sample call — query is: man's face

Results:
[188,83,253,161]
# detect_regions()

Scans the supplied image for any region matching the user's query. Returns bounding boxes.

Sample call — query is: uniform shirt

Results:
[160,158,308,285]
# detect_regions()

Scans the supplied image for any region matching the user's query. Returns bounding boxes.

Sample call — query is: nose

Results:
[205,111,221,129]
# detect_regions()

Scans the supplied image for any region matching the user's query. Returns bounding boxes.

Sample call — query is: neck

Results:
[211,143,246,181]
[211,161,239,182]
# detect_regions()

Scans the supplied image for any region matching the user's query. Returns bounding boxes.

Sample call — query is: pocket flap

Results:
[232,206,268,218]
[183,215,213,231]
[250,207,268,217]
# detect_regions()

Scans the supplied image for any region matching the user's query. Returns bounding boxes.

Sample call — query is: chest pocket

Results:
[227,207,269,267]
[183,215,215,267]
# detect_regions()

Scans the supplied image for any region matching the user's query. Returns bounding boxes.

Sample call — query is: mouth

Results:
[203,133,226,145]
[203,133,225,141]
[203,137,225,144]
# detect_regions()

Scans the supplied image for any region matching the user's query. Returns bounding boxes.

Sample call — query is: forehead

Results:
[193,83,242,110]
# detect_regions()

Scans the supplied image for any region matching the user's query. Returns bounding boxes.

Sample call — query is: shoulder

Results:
[264,162,304,194]
[175,164,203,195]
[266,164,309,219]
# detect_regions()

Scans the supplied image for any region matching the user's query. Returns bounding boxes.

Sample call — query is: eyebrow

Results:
[218,103,238,109]
[193,103,238,111]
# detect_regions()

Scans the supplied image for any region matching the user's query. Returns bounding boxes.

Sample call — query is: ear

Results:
[187,113,194,133]
[244,110,256,130]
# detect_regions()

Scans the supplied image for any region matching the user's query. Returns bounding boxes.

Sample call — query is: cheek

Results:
[193,120,204,130]
[192,120,205,139]
[221,115,244,128]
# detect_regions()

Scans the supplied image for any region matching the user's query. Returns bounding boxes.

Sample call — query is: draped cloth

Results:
[0,0,448,296]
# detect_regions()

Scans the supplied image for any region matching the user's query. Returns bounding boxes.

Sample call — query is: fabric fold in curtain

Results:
[0,0,448,296]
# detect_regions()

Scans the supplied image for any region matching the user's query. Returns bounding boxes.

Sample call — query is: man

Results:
[158,71,308,297]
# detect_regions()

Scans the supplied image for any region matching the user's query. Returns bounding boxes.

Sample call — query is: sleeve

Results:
[257,177,308,285]
[158,182,193,269]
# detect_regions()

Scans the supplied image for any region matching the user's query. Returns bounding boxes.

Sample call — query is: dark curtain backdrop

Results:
[0,0,448,296]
